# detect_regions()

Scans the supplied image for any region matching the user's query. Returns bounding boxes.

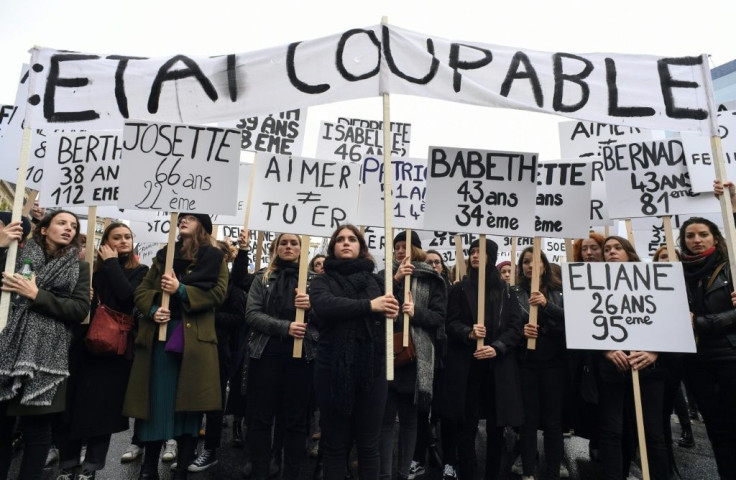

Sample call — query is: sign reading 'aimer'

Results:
[562,262,695,353]
[423,146,537,236]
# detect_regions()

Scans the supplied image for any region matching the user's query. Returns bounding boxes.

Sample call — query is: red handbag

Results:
[84,303,135,355]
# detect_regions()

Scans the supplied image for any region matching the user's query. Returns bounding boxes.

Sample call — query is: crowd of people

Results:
[0,183,735,480]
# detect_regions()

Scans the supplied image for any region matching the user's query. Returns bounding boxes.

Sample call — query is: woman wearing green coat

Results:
[124,213,227,480]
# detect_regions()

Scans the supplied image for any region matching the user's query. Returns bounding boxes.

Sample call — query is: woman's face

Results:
[277,234,301,262]
[394,241,407,262]
[41,213,78,251]
[655,250,669,262]
[499,265,512,283]
[684,223,715,255]
[521,252,544,279]
[105,226,133,254]
[581,238,603,262]
[312,257,325,273]
[426,253,443,274]
[469,247,486,269]
[334,229,360,260]
[177,215,200,238]
[604,239,630,262]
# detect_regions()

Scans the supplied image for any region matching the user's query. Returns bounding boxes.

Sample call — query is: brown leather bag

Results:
[393,331,416,367]
[85,303,135,355]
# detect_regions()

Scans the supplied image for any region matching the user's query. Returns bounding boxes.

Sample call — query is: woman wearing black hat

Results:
[379,230,447,480]
[123,212,228,480]
[438,238,523,480]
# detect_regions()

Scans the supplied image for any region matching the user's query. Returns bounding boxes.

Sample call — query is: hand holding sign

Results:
[160,271,179,295]
[370,295,399,318]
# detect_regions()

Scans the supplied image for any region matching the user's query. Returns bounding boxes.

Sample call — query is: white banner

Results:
[358,155,425,229]
[222,109,306,155]
[682,110,736,192]
[563,262,696,353]
[25,26,713,134]
[423,146,538,236]
[534,161,592,238]
[40,130,123,207]
[118,121,240,215]
[209,163,252,226]
[604,139,719,218]
[316,117,411,163]
[249,153,361,237]
[129,211,173,243]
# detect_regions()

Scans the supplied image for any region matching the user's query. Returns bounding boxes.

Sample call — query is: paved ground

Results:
[10,415,718,479]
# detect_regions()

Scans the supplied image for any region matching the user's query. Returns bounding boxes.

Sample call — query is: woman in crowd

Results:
[245,233,317,480]
[380,231,446,480]
[124,213,227,480]
[310,254,326,275]
[425,249,452,289]
[57,223,149,480]
[496,260,512,285]
[679,212,736,479]
[598,236,668,480]
[309,224,398,480]
[0,211,91,480]
[514,247,566,480]
[440,238,523,480]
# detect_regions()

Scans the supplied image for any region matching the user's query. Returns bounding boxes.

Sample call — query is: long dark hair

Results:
[603,236,641,262]
[516,247,561,292]
[179,219,213,260]
[32,210,81,259]
[94,222,140,272]
[426,249,450,278]
[326,224,372,261]
[678,217,728,259]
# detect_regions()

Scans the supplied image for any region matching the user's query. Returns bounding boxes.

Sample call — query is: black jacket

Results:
[688,261,736,364]
[514,285,566,366]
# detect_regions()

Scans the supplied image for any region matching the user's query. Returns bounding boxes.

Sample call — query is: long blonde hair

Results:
[262,233,301,282]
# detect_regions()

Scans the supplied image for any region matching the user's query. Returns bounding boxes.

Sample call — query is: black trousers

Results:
[0,402,53,480]
[685,361,736,480]
[248,355,312,480]
[314,353,387,480]
[598,375,668,480]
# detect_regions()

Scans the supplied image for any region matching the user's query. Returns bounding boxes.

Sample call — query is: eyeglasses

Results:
[426,260,442,266]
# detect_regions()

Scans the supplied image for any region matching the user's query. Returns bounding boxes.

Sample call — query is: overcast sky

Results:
[1,0,734,160]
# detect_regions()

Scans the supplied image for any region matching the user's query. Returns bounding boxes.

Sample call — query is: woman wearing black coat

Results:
[439,238,523,480]
[309,225,399,480]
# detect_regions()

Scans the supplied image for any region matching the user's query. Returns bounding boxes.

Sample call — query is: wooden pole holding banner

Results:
[454,235,465,282]
[292,234,310,358]
[382,16,395,381]
[0,128,32,331]
[477,235,487,351]
[402,229,412,347]
[22,190,38,218]
[254,231,264,273]
[157,212,178,342]
[527,237,542,350]
[625,221,651,480]
[509,237,518,286]
[81,206,97,325]
[565,239,574,263]
[662,216,677,262]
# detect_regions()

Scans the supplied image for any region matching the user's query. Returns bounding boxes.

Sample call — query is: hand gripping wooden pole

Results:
[526,237,542,350]
[157,212,178,342]
[292,234,310,358]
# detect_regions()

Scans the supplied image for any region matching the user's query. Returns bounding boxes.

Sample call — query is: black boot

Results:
[233,417,244,448]
[678,425,695,448]
[173,434,197,480]
[138,442,162,480]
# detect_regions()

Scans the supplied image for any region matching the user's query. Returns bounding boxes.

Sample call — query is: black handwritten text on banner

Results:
[317,117,411,163]
[681,111,736,193]
[533,161,592,238]
[227,110,305,155]
[25,26,712,134]
[358,156,426,229]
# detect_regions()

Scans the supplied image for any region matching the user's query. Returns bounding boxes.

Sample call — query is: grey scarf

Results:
[0,239,80,406]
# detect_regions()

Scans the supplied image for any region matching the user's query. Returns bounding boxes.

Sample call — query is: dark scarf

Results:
[323,257,381,415]
[682,246,722,314]
[463,267,502,338]
[268,258,299,320]
[156,241,223,290]
[0,239,81,406]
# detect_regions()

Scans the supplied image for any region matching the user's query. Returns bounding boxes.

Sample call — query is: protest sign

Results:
[423,146,538,236]
[533,161,592,238]
[223,109,306,155]
[40,130,123,207]
[128,211,173,243]
[25,27,713,135]
[135,242,160,267]
[118,121,240,215]
[358,155,425,229]
[563,262,696,353]
[249,153,361,237]
[630,213,723,260]
[682,111,736,192]
[317,117,411,163]
[209,163,252,226]
[603,139,720,218]
[216,227,275,270]
[558,121,654,226]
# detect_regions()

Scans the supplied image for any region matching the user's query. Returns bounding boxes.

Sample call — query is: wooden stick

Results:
[625,220,634,244]
[565,238,574,263]
[662,216,677,262]
[477,235,486,351]
[402,229,412,347]
[509,237,517,286]
[604,225,610,238]
[454,235,464,282]
[632,369,651,480]
[254,231,264,273]
[22,190,38,217]
[292,234,310,358]
[0,128,31,331]
[81,206,97,325]
[527,237,542,350]
[157,212,178,342]
[380,19,395,381]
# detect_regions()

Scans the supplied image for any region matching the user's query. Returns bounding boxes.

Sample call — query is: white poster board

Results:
[216,227,275,270]
[316,117,411,163]
[210,162,252,226]
[423,146,538,236]
[358,155,425,229]
[534,161,592,238]
[40,130,123,207]
[630,213,723,260]
[249,153,361,237]
[128,211,173,243]
[118,121,240,214]
[224,109,306,155]
[682,111,736,193]
[604,139,720,218]
[135,242,161,267]
[563,262,696,353]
